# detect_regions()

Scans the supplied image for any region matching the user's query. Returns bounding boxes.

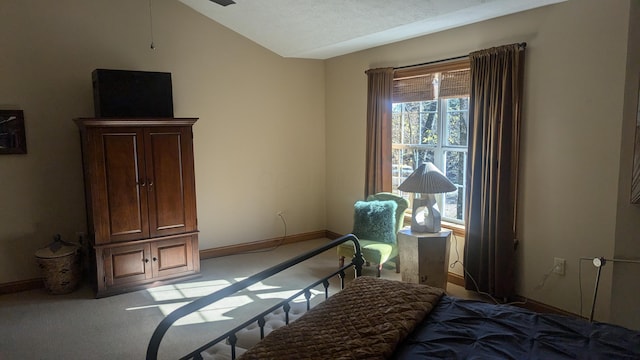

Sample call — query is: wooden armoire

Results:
[75,118,200,297]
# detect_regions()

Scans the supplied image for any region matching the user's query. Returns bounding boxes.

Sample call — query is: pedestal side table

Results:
[397,228,452,289]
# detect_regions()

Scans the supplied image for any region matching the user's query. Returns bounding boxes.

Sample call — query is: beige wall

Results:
[0,0,325,283]
[325,0,639,328]
[612,0,640,330]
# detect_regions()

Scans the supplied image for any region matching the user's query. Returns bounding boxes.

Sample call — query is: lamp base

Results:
[410,194,441,233]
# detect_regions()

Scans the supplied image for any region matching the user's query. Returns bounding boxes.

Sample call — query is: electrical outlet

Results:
[553,257,566,275]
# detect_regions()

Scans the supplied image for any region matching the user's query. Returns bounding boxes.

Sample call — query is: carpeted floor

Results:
[0,238,480,360]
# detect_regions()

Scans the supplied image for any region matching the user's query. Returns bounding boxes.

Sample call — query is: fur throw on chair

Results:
[352,200,398,244]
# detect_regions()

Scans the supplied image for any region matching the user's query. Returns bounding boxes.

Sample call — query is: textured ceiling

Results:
[179,0,565,59]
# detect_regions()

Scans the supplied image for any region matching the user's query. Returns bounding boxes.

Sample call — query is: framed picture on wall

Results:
[632,81,640,204]
[0,110,27,155]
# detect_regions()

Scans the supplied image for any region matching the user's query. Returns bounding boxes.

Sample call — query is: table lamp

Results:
[398,162,456,233]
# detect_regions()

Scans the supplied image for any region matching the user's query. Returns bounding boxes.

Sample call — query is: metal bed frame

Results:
[146,234,364,360]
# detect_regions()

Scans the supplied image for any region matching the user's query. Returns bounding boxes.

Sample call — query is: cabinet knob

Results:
[138,180,146,187]
[144,258,150,263]
[153,257,158,262]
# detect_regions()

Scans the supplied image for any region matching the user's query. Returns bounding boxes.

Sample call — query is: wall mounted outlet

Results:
[553,257,566,275]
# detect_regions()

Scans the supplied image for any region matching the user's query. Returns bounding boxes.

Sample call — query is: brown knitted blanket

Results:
[237,276,444,360]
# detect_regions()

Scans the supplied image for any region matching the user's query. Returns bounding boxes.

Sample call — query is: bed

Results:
[146,235,640,360]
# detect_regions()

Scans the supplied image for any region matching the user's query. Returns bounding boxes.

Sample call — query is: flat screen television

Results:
[92,69,174,118]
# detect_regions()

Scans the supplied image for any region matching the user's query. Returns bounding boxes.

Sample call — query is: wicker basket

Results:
[35,241,81,295]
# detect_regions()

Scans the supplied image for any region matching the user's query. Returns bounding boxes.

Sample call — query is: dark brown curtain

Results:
[464,43,525,299]
[364,67,394,197]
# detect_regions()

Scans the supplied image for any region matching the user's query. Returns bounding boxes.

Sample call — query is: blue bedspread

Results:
[393,295,640,359]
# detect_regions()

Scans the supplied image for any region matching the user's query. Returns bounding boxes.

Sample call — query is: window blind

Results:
[392,59,470,102]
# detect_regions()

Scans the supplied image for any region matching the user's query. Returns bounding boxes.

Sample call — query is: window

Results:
[391,60,470,224]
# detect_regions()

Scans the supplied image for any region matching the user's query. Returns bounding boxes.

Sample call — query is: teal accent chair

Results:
[337,192,409,277]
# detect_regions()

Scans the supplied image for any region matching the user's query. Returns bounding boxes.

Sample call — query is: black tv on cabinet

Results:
[92,69,174,118]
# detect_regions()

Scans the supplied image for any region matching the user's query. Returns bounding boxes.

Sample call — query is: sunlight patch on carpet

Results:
[146,279,233,301]
[135,278,323,326]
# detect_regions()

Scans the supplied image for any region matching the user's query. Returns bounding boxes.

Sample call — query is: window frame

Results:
[391,59,470,229]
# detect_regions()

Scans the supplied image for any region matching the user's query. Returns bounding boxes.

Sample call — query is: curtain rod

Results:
[394,42,527,70]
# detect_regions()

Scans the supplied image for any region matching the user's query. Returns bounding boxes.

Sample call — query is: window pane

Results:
[445,151,465,186]
[445,98,468,147]
[446,112,468,146]
[444,150,465,222]
[392,111,401,144]
[443,188,464,221]
[392,148,407,191]
[420,101,438,145]
[402,102,421,144]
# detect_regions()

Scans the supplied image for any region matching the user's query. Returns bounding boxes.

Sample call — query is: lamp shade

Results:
[398,162,456,194]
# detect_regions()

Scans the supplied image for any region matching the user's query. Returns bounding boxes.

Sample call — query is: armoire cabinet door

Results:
[150,235,195,278]
[103,243,153,288]
[89,128,150,244]
[145,127,197,238]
